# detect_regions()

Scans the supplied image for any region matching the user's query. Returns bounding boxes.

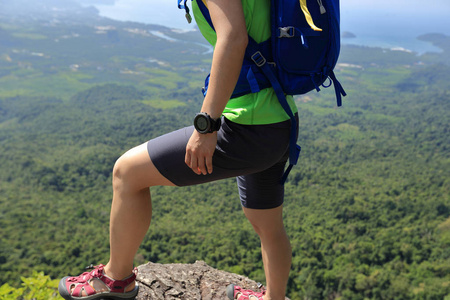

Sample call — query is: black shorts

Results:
[147,116,297,209]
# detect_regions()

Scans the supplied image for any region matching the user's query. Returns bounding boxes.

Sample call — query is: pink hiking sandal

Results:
[58,264,139,300]
[227,283,266,300]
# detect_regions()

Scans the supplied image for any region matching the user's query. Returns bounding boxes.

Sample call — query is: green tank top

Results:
[192,0,298,125]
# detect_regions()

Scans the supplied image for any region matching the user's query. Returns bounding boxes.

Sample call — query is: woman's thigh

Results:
[147,117,291,187]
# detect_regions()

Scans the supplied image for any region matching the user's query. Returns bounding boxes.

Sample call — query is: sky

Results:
[342,0,448,13]
[89,0,450,16]
[88,0,450,35]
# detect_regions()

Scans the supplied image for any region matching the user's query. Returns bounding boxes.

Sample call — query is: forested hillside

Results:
[0,1,449,299]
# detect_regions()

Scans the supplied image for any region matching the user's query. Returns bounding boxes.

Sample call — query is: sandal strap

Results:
[66,264,137,296]
[71,282,96,297]
[92,265,137,293]
[233,285,265,300]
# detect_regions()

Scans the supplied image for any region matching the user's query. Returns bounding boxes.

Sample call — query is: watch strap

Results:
[210,115,221,132]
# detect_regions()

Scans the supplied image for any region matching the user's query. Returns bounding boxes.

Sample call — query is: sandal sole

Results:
[58,276,139,300]
[226,284,236,300]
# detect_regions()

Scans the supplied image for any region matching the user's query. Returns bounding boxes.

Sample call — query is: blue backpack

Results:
[178,0,346,183]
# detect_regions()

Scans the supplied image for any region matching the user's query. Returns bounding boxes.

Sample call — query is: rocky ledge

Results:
[135,260,290,300]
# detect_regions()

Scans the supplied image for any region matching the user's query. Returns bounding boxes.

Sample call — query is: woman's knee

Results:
[251,221,286,240]
[112,143,174,191]
[244,206,286,238]
[112,151,139,191]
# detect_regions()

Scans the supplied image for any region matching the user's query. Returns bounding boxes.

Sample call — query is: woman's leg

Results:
[243,206,292,300]
[104,142,174,281]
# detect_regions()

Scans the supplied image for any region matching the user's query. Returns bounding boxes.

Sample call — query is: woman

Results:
[59,0,297,299]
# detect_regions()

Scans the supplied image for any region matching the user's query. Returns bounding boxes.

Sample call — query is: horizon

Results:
[84,0,450,35]
[3,0,449,36]
[86,0,450,54]
[1,0,448,54]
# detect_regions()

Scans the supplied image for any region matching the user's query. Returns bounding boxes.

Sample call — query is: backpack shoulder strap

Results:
[195,0,214,29]
[246,37,301,183]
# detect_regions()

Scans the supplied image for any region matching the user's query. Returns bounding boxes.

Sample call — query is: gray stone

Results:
[135,261,290,300]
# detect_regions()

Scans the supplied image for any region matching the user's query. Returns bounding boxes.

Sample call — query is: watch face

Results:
[197,117,208,131]
[194,114,210,133]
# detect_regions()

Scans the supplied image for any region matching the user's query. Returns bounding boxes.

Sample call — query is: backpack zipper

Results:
[317,0,326,14]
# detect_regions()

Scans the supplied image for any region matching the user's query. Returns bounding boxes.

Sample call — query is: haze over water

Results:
[86,0,449,54]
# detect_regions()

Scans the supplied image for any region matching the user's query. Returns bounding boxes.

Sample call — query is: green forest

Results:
[0,1,449,299]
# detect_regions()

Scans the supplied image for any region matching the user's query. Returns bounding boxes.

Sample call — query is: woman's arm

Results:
[185,0,248,175]
[199,0,248,118]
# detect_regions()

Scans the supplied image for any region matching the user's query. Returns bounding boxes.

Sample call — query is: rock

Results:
[342,31,356,38]
[136,261,290,300]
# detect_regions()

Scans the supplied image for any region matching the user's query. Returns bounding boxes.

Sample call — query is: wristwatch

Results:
[193,112,221,134]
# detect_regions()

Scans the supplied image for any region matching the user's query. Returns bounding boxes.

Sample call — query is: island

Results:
[342,31,356,38]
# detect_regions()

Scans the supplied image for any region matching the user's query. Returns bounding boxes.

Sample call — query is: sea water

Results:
[340,9,450,54]
[90,1,449,55]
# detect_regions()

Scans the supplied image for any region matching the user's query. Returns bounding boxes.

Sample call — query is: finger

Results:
[190,157,201,175]
[205,155,213,174]
[197,157,208,175]
[185,149,192,168]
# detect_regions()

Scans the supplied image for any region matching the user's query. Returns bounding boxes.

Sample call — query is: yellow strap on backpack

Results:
[299,0,322,32]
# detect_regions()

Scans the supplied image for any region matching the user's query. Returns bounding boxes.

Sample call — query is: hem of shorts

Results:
[146,141,183,187]
[240,199,284,210]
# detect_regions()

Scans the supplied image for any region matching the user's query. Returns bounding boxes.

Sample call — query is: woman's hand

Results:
[185,130,218,175]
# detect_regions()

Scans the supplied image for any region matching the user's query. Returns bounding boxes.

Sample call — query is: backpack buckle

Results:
[251,52,266,67]
[278,27,295,38]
